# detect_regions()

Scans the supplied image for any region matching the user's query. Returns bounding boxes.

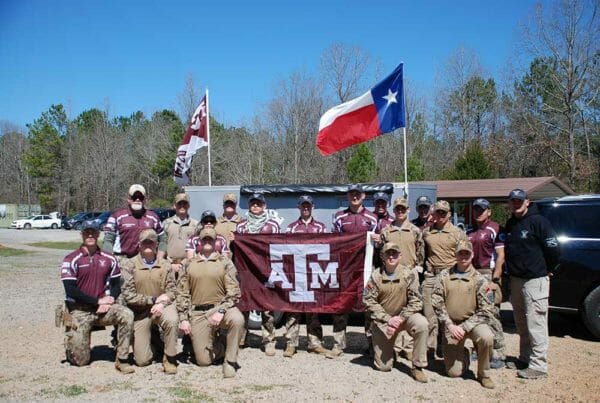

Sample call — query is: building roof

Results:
[418,176,574,201]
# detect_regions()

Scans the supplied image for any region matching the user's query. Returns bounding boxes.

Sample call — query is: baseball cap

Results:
[139,229,158,243]
[509,188,528,201]
[456,240,473,254]
[249,193,266,204]
[298,195,314,205]
[373,192,390,203]
[381,242,402,254]
[199,228,216,240]
[472,198,490,210]
[80,220,100,232]
[128,184,146,198]
[416,195,432,207]
[393,198,409,209]
[200,210,217,222]
[223,193,237,204]
[174,193,189,204]
[434,200,451,213]
[347,184,364,193]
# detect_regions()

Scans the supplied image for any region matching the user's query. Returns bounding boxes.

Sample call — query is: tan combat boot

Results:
[283,344,296,358]
[411,367,428,383]
[163,355,177,375]
[327,347,343,359]
[264,344,276,357]
[480,377,495,389]
[115,358,135,374]
[307,346,333,358]
[223,361,236,378]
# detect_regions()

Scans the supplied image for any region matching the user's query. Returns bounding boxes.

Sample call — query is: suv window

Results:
[537,203,599,238]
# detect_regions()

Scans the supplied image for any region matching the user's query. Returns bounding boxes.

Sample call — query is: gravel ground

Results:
[0,228,598,402]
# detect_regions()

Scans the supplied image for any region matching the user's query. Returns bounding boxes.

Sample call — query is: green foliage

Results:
[0,245,31,257]
[347,143,378,182]
[406,154,425,181]
[442,141,493,180]
[27,241,81,250]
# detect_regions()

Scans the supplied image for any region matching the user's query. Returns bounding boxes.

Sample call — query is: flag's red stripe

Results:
[316,104,381,155]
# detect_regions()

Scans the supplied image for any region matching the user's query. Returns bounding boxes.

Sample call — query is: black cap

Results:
[298,195,314,205]
[416,195,432,207]
[249,193,266,204]
[508,189,527,201]
[347,184,364,193]
[200,210,217,222]
[80,220,100,232]
[473,198,490,210]
[373,192,390,203]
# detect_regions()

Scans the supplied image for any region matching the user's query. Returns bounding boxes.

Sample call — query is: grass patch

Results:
[249,384,274,392]
[27,241,81,250]
[0,245,31,257]
[170,384,214,402]
[40,384,87,398]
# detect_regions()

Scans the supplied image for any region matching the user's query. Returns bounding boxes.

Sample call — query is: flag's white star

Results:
[383,89,398,105]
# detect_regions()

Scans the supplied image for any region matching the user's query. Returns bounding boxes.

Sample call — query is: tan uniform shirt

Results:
[423,222,468,273]
[163,215,199,261]
[432,264,493,332]
[120,255,177,309]
[216,214,243,243]
[380,219,424,268]
[176,252,241,321]
[363,264,423,333]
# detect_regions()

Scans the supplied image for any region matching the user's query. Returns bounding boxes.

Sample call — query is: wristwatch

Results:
[218,308,226,314]
[492,277,501,284]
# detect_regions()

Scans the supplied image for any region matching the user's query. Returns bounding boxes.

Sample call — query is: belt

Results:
[427,266,450,275]
[171,258,183,264]
[66,301,96,312]
[193,304,215,311]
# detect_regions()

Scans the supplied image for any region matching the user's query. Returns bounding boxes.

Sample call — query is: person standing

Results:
[186,210,230,258]
[372,192,393,233]
[216,193,243,249]
[467,198,506,368]
[236,193,280,356]
[284,195,332,358]
[332,184,378,357]
[502,189,559,379]
[163,192,199,276]
[411,195,433,230]
[363,242,429,383]
[120,229,179,374]
[432,240,496,389]
[60,220,134,373]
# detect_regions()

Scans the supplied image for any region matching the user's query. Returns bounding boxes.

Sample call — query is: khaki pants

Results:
[421,274,439,350]
[284,313,325,349]
[190,307,245,365]
[332,313,348,349]
[510,276,549,373]
[370,313,428,372]
[65,303,133,366]
[479,269,506,360]
[132,304,178,366]
[444,324,493,379]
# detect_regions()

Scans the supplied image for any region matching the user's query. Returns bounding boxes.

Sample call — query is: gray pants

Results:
[510,276,550,373]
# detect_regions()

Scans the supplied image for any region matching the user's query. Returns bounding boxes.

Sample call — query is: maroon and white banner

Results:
[234,232,368,313]
[173,94,208,186]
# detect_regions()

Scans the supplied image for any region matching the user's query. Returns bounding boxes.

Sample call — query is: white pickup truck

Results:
[11,213,62,229]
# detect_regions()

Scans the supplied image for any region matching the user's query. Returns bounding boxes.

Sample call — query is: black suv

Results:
[534,195,600,339]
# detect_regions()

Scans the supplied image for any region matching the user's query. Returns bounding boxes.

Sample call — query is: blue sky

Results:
[0,0,538,130]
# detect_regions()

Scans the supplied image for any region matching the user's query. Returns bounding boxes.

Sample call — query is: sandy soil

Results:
[0,228,598,402]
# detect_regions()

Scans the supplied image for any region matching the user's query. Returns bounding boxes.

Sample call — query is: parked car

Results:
[152,208,176,222]
[11,214,62,229]
[90,211,112,231]
[533,195,600,339]
[64,212,102,230]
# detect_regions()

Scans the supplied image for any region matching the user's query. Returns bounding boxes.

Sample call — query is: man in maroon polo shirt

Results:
[467,198,506,368]
[283,195,332,358]
[372,192,393,233]
[61,220,134,373]
[332,184,378,357]
[103,184,167,261]
[186,210,230,258]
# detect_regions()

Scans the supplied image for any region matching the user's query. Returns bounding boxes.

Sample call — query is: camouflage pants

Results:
[284,313,325,349]
[65,304,134,366]
[479,270,506,360]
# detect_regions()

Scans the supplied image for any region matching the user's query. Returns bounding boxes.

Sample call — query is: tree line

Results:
[0,0,598,214]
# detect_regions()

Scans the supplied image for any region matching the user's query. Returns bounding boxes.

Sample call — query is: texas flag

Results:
[316,63,405,156]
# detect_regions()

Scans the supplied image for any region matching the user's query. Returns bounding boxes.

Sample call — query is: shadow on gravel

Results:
[89,345,116,362]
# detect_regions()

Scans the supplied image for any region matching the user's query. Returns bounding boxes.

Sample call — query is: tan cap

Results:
[393,198,409,208]
[199,228,217,240]
[174,193,189,204]
[223,193,237,203]
[139,229,158,243]
[381,242,402,255]
[434,200,451,212]
[128,184,146,197]
[455,240,473,254]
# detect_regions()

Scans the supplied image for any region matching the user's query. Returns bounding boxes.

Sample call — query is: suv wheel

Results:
[24,223,31,229]
[51,223,58,229]
[582,286,600,340]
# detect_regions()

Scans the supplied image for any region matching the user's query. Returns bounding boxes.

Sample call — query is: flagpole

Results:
[206,88,212,187]
[402,126,408,198]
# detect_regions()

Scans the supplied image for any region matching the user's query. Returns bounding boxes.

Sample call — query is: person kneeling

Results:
[432,240,495,389]
[363,242,429,383]
[120,229,179,374]
[177,228,245,378]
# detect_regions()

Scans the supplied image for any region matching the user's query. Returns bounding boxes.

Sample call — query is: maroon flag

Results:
[173,93,208,186]
[234,232,367,313]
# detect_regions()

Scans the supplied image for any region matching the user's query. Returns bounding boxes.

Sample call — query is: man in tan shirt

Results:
[120,229,179,374]
[432,240,495,389]
[215,193,243,248]
[177,228,245,378]
[363,242,429,383]
[163,192,199,275]
[422,200,468,355]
